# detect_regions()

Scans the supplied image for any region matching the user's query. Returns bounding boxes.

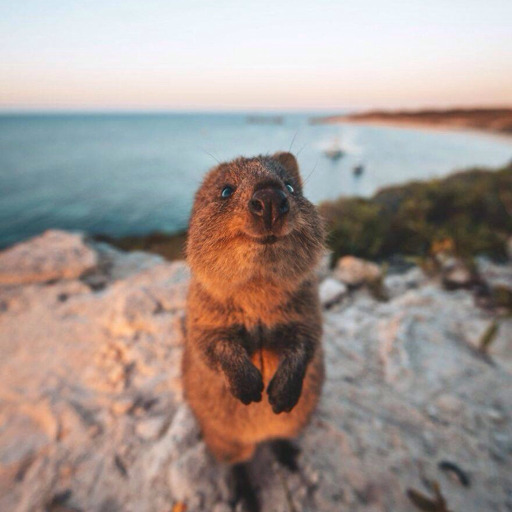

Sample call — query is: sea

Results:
[0,112,511,248]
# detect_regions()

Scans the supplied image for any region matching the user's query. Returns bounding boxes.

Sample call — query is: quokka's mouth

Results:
[242,233,281,245]
[255,235,278,245]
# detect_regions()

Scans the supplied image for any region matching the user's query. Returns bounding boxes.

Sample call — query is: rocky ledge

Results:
[0,231,511,512]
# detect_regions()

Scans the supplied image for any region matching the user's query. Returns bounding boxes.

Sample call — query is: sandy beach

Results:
[312,108,512,138]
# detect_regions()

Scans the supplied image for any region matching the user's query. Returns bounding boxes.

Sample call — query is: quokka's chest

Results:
[250,347,281,385]
[241,322,285,384]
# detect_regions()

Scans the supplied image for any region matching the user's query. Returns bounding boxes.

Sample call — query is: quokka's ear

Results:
[273,152,302,188]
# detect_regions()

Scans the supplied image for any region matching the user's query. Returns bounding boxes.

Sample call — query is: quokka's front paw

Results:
[267,367,304,414]
[228,363,264,405]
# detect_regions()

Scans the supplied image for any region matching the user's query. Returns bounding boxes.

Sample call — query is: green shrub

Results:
[319,162,512,264]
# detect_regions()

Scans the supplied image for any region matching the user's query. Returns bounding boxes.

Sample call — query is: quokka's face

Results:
[190,152,319,245]
[187,152,324,286]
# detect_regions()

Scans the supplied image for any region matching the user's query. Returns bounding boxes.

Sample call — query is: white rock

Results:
[488,317,512,374]
[1,232,511,512]
[135,416,168,440]
[319,278,347,307]
[93,241,165,281]
[384,267,426,298]
[316,250,333,281]
[442,258,474,289]
[0,230,97,285]
[476,256,512,290]
[334,256,381,286]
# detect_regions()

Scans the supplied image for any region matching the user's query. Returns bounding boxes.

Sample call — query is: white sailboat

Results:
[324,136,344,160]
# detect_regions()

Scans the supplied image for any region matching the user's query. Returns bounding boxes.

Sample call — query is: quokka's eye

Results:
[221,185,234,198]
[285,183,294,194]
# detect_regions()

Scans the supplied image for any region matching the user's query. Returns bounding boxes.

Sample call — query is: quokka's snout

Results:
[248,185,289,231]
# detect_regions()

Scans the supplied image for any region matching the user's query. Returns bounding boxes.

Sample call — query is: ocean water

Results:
[0,112,511,248]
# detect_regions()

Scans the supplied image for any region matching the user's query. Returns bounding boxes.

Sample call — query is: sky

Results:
[1,0,511,111]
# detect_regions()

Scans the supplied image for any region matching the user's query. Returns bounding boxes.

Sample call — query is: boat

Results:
[246,115,283,125]
[323,137,344,160]
[353,164,364,176]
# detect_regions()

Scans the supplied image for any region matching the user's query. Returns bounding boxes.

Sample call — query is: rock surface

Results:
[319,277,347,308]
[334,256,382,287]
[1,231,511,512]
[441,259,475,290]
[0,230,98,285]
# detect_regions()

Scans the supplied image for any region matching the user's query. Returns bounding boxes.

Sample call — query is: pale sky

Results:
[1,0,511,111]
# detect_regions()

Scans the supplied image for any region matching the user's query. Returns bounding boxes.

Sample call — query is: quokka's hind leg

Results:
[270,439,301,472]
[231,463,260,512]
[202,429,256,464]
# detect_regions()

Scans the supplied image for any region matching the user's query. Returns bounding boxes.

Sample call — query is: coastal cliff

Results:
[1,230,511,511]
[312,108,512,135]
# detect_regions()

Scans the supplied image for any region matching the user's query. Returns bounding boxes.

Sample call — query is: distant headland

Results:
[311,107,512,136]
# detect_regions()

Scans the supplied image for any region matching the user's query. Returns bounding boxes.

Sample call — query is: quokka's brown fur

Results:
[183,152,325,463]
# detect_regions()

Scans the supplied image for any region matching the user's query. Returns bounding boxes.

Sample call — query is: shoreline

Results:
[312,108,512,141]
[2,160,510,261]
[103,161,512,264]
[329,118,512,143]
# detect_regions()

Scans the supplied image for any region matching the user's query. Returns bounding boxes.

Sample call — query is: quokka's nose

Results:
[249,188,289,229]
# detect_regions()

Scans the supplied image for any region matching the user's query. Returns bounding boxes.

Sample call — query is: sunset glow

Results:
[1,0,511,111]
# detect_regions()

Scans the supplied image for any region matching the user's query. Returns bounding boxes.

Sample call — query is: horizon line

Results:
[1,103,511,116]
